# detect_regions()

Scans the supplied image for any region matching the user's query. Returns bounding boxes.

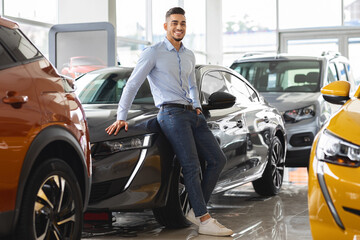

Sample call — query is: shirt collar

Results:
[164,37,186,52]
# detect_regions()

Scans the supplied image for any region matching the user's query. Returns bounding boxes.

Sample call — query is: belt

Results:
[161,103,194,110]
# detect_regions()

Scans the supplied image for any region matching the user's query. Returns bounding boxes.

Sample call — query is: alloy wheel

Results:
[179,170,190,216]
[34,174,76,240]
[270,140,285,189]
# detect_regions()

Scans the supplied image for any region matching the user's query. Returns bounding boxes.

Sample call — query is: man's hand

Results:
[105,120,128,135]
[196,108,202,115]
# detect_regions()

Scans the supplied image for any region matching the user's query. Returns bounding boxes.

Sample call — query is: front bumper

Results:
[308,144,360,239]
[285,118,318,167]
[88,131,175,211]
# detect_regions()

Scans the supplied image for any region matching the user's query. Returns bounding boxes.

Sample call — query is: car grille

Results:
[89,177,128,204]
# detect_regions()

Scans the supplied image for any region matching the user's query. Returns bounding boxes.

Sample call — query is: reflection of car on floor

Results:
[308,81,360,239]
[0,17,92,239]
[230,52,356,167]
[75,64,287,228]
[61,56,106,79]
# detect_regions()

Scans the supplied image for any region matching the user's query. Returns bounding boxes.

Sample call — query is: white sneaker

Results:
[198,218,233,236]
[186,209,200,226]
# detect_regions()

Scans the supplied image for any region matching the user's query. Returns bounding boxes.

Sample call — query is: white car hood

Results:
[260,92,321,112]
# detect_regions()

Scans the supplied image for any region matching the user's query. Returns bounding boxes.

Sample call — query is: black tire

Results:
[152,162,191,228]
[252,136,285,196]
[14,158,83,240]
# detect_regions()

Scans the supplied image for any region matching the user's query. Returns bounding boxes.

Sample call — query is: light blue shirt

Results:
[117,37,201,121]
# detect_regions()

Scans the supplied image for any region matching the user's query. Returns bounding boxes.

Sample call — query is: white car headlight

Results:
[316,130,360,167]
[284,105,315,123]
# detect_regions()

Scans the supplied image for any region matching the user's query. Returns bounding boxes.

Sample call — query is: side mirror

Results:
[203,92,236,110]
[321,81,350,105]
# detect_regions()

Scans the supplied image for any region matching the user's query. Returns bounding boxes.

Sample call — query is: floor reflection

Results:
[82,168,312,240]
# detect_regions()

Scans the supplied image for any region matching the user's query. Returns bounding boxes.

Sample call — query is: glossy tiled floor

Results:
[82,168,312,240]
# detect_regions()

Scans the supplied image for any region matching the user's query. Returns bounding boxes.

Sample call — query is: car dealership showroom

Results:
[1,0,360,239]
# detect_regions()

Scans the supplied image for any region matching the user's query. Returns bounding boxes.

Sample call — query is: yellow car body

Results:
[308,81,360,239]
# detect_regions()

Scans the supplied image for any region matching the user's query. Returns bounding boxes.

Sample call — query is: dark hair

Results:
[165,7,185,21]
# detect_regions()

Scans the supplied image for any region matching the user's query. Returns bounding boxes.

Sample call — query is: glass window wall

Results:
[279,0,342,29]
[4,0,57,24]
[183,0,206,63]
[2,0,360,67]
[222,0,277,66]
[348,37,360,86]
[287,39,339,56]
[116,0,149,66]
[344,0,360,26]
[116,0,146,41]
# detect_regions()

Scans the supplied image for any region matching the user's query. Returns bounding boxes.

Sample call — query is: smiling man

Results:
[106,7,233,237]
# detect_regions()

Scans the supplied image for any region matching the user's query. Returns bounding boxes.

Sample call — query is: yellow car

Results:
[308,80,360,239]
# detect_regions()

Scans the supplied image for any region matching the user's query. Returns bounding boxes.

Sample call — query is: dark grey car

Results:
[230,52,356,167]
[75,64,287,228]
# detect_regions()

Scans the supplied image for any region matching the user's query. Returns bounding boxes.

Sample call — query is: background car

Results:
[61,56,107,79]
[0,17,92,239]
[230,52,356,167]
[308,81,360,239]
[75,64,287,228]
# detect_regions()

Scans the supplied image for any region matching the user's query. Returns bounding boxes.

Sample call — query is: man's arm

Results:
[188,53,202,113]
[106,47,156,135]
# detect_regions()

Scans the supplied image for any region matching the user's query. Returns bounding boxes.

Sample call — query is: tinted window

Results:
[221,72,253,104]
[201,71,229,103]
[0,43,15,69]
[231,60,321,92]
[77,70,154,104]
[0,26,41,61]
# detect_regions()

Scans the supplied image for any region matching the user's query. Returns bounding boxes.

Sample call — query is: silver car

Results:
[230,52,356,167]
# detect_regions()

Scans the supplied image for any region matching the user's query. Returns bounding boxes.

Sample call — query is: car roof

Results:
[0,16,19,29]
[196,64,243,75]
[232,52,348,64]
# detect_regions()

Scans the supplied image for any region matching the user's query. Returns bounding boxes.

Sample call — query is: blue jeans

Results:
[157,107,226,217]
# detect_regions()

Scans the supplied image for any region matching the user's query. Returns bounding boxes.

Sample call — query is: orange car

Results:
[0,17,92,239]
[308,81,360,239]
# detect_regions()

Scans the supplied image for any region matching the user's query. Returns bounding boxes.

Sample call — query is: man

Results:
[106,7,233,237]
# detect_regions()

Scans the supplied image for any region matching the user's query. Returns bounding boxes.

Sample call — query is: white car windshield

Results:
[232,60,322,92]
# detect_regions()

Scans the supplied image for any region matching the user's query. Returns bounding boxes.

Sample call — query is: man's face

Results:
[164,14,186,42]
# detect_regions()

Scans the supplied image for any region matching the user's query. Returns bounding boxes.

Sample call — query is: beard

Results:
[172,36,183,42]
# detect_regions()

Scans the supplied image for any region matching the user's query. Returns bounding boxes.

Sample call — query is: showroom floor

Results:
[82,168,312,240]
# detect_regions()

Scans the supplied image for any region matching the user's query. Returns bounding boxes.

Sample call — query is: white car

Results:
[230,52,356,167]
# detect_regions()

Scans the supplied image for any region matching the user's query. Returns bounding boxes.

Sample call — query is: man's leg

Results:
[193,113,226,204]
[157,108,233,236]
[157,108,207,217]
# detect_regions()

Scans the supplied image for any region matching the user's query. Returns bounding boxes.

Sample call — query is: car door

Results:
[199,69,266,192]
[0,33,42,211]
[221,71,271,178]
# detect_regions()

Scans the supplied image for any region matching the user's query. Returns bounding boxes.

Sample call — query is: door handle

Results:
[263,116,269,123]
[236,120,243,128]
[2,91,28,108]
